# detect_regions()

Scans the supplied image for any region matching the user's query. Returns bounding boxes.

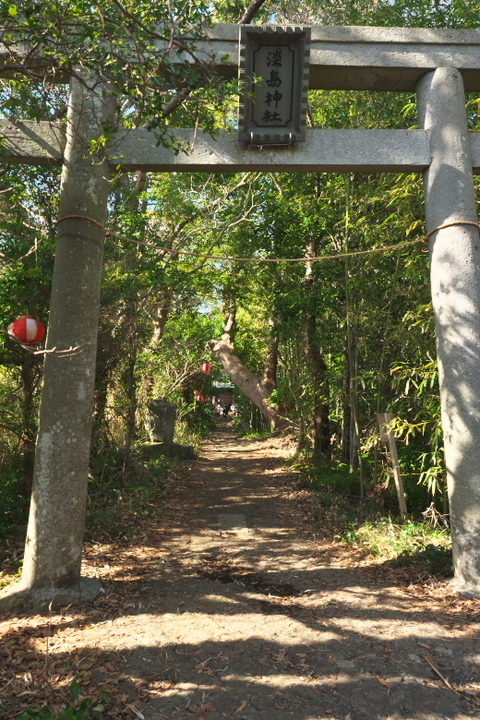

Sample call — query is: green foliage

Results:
[292,458,359,495]
[186,401,217,437]
[389,355,445,499]
[85,451,172,541]
[227,0,480,29]
[1,0,239,144]
[16,680,107,720]
[230,397,271,437]
[0,465,29,539]
[291,457,452,574]
[0,166,58,536]
[341,518,452,575]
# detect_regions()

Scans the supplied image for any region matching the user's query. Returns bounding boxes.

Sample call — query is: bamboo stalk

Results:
[377,412,407,516]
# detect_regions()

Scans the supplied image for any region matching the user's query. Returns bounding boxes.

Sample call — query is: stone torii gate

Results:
[2,24,480,609]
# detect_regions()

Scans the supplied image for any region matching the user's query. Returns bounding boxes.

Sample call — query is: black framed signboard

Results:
[238,25,311,146]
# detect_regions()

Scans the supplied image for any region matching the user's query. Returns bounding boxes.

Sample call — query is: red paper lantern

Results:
[201,362,211,373]
[193,389,200,395]
[196,394,204,402]
[8,316,45,345]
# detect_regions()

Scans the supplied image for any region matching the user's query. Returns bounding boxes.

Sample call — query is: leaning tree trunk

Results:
[207,336,285,431]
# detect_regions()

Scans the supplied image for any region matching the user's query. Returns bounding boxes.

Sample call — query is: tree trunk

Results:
[151,287,173,343]
[0,72,114,611]
[122,170,147,477]
[304,313,331,458]
[207,337,285,431]
[342,341,351,464]
[262,321,279,396]
[304,239,330,458]
[349,335,360,473]
[91,362,110,458]
[122,330,137,477]
[19,355,38,496]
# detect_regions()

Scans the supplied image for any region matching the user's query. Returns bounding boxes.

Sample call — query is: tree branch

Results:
[240,0,268,24]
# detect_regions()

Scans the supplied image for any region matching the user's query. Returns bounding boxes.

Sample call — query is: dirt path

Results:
[1,425,479,719]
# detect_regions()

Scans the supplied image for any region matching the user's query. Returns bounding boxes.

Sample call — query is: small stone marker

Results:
[145,399,176,443]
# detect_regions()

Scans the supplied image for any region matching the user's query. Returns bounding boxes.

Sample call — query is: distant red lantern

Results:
[201,362,211,373]
[193,389,200,395]
[196,394,204,402]
[8,316,45,345]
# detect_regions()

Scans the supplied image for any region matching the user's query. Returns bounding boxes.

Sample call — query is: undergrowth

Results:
[0,448,176,587]
[340,519,452,575]
[85,448,174,543]
[291,457,453,577]
[16,679,108,720]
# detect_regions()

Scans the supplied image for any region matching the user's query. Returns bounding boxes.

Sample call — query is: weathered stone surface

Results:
[6,24,480,90]
[9,120,480,175]
[0,121,433,172]
[145,399,177,444]
[210,23,480,91]
[109,127,432,173]
[418,67,480,597]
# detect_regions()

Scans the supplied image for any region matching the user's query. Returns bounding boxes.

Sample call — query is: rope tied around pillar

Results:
[423,220,480,243]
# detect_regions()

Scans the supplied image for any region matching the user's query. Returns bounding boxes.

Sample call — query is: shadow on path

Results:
[1,426,479,719]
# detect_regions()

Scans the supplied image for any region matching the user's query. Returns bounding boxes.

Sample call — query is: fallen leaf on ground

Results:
[187,702,216,715]
[127,703,145,719]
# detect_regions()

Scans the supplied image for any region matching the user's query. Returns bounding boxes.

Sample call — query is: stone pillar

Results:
[417,67,480,597]
[145,399,177,444]
[0,73,114,611]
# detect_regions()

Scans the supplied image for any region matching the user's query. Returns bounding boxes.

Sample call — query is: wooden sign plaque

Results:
[238,25,311,146]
